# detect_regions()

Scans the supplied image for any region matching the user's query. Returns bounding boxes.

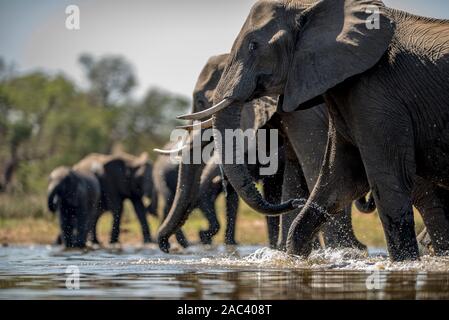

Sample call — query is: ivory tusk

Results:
[177,99,232,121]
[176,118,213,131]
[153,144,187,155]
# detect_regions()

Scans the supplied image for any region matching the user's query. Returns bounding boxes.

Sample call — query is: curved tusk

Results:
[176,118,213,131]
[153,144,187,155]
[177,99,232,121]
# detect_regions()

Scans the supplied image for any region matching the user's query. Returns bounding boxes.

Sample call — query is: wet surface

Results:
[1,245,449,299]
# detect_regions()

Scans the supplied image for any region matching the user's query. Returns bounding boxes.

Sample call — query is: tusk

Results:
[153,144,187,155]
[176,118,213,131]
[177,99,232,121]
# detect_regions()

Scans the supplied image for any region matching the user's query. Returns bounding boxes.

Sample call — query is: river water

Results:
[1,245,449,299]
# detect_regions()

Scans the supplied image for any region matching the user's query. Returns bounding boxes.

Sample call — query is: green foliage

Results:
[122,87,189,154]
[79,53,137,107]
[0,54,190,198]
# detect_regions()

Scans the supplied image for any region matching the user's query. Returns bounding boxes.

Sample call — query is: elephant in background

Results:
[188,0,449,260]
[48,166,100,248]
[159,53,365,253]
[73,152,156,244]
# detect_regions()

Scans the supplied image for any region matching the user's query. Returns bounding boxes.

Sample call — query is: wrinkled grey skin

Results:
[74,152,156,244]
[157,55,283,252]
[161,54,365,253]
[48,166,100,248]
[154,147,241,246]
[152,146,190,248]
[208,0,449,261]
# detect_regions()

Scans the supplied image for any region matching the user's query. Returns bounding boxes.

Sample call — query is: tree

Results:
[78,53,137,107]
[121,87,189,154]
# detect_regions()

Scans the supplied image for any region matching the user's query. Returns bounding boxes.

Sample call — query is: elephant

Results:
[48,166,100,248]
[182,0,449,261]
[154,144,241,246]
[73,152,156,244]
[156,54,286,252]
[159,53,365,253]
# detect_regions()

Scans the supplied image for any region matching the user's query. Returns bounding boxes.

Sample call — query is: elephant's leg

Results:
[90,214,101,245]
[278,142,309,251]
[198,201,220,245]
[74,208,89,248]
[265,216,280,249]
[322,206,366,250]
[59,208,75,248]
[147,189,159,217]
[110,202,124,244]
[413,180,449,255]
[164,193,189,248]
[131,198,152,243]
[224,185,239,245]
[54,234,63,245]
[287,117,369,257]
[86,208,101,245]
[355,121,419,261]
[263,172,283,249]
[368,178,418,261]
[197,180,221,245]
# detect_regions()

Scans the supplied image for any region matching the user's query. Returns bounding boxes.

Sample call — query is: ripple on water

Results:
[127,247,449,272]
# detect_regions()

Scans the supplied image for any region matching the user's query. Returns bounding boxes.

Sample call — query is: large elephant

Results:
[74,152,156,244]
[159,54,365,252]
[156,54,284,252]
[48,166,100,248]
[182,0,449,261]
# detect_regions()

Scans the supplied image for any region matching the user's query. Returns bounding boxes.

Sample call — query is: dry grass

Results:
[0,193,425,248]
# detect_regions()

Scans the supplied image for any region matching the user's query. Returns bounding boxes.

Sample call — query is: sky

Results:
[1,0,449,99]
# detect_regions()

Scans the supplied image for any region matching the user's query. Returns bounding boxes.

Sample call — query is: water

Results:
[1,245,449,299]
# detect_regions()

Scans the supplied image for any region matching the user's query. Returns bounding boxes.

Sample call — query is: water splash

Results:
[126,246,449,272]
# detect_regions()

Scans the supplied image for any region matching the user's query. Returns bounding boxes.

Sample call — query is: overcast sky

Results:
[1,0,449,98]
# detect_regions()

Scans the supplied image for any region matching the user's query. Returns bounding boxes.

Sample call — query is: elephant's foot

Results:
[199,231,213,245]
[177,237,190,249]
[158,236,170,253]
[286,206,329,257]
[224,237,238,246]
[385,229,419,262]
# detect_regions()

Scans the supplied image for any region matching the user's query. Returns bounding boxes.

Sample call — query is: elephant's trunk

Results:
[212,103,300,215]
[47,185,60,213]
[354,193,376,214]
[157,151,206,253]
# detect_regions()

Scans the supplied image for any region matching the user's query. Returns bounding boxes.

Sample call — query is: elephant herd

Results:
[49,0,449,262]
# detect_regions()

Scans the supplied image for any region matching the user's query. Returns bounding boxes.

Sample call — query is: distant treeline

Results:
[0,54,189,194]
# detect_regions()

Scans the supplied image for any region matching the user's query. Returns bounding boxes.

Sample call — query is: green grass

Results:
[0,193,425,248]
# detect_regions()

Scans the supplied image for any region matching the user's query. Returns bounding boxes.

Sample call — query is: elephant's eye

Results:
[248,41,258,52]
[196,100,205,110]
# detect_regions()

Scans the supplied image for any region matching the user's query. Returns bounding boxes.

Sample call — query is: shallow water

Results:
[1,245,449,299]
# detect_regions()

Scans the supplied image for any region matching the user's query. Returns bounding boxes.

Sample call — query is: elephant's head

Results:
[156,54,230,252]
[48,166,80,212]
[157,53,293,252]
[180,0,394,215]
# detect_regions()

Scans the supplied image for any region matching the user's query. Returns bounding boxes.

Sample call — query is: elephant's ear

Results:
[282,0,394,112]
